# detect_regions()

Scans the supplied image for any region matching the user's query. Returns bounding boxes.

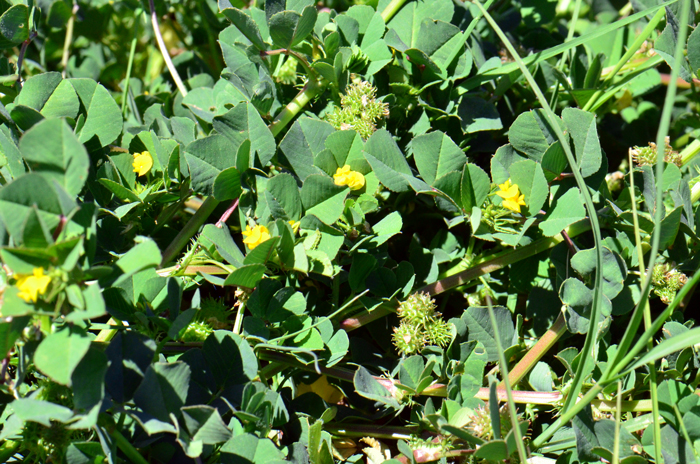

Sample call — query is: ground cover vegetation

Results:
[0,0,700,462]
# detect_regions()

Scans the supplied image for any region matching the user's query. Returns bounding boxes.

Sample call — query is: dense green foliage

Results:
[1,0,700,462]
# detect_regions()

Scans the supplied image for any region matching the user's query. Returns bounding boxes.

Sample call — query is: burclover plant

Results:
[326,80,389,140]
[392,292,452,356]
[2,0,700,462]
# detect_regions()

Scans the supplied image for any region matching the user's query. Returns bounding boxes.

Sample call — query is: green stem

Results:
[612,382,622,464]
[339,220,590,332]
[61,3,78,77]
[233,302,245,335]
[109,427,150,464]
[486,296,528,463]
[629,150,664,464]
[268,78,323,137]
[473,0,607,445]
[122,10,141,116]
[504,313,566,387]
[681,138,700,165]
[160,196,220,267]
[0,440,20,462]
[149,0,188,96]
[582,7,665,112]
[380,0,408,22]
[262,48,315,78]
[324,423,414,439]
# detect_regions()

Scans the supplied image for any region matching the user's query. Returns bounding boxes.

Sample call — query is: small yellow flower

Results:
[242,224,271,250]
[132,151,153,177]
[333,165,365,190]
[15,267,51,303]
[495,179,526,213]
[296,375,345,403]
[288,220,300,234]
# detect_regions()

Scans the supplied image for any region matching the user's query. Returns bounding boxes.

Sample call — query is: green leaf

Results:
[364,129,426,192]
[133,362,191,422]
[15,73,79,120]
[104,332,157,404]
[541,141,568,182]
[368,211,402,247]
[202,224,245,268]
[102,236,162,286]
[474,440,509,460]
[243,236,280,264]
[66,443,106,464]
[181,405,232,445]
[70,79,123,147]
[213,102,276,166]
[508,109,563,162]
[539,188,586,237]
[19,118,90,196]
[561,108,602,178]
[185,135,238,196]
[279,118,334,180]
[687,24,700,76]
[560,277,612,334]
[34,326,92,386]
[221,434,287,464]
[266,172,303,220]
[203,331,258,387]
[412,131,467,185]
[224,263,267,288]
[221,7,267,50]
[353,366,401,409]
[325,129,366,171]
[657,206,682,250]
[461,163,490,212]
[386,0,453,49]
[0,4,28,49]
[627,326,700,373]
[570,247,627,300]
[529,362,554,392]
[300,174,348,225]
[349,253,377,291]
[71,348,108,418]
[508,159,548,215]
[9,398,73,427]
[213,167,242,201]
[458,96,503,133]
[654,7,693,83]
[0,316,29,358]
[461,306,516,362]
[269,6,317,49]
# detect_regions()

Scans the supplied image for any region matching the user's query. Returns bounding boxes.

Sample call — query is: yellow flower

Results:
[132,151,153,177]
[288,220,300,234]
[495,179,526,213]
[242,224,270,250]
[333,165,365,190]
[296,375,344,403]
[15,267,51,303]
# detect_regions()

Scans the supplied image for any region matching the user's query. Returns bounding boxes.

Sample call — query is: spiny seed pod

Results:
[651,263,688,304]
[630,137,681,167]
[466,403,520,441]
[276,56,298,85]
[393,292,453,355]
[396,292,438,324]
[392,321,426,356]
[326,81,389,140]
[424,318,452,348]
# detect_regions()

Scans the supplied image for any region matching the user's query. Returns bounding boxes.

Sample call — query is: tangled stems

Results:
[339,218,591,331]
